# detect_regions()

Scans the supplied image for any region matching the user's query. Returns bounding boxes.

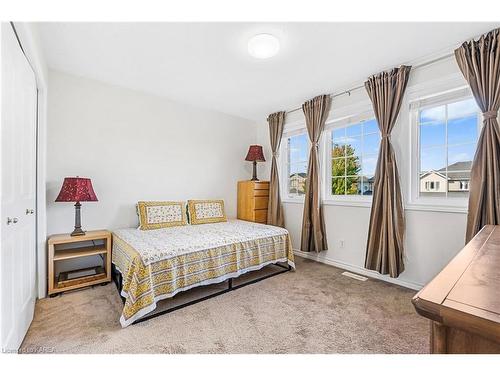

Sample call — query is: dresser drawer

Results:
[253,189,269,197]
[253,182,269,190]
[254,196,268,210]
[254,209,268,223]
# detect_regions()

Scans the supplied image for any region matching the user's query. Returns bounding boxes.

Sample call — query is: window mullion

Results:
[360,122,364,196]
[445,103,449,199]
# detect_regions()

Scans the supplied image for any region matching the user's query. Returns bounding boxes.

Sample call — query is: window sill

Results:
[404,203,468,214]
[281,198,468,214]
[282,198,373,208]
[323,199,372,208]
[283,198,468,213]
[282,198,304,204]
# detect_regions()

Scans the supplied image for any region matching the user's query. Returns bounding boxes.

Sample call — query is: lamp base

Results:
[250,160,259,181]
[70,228,86,237]
[71,201,85,236]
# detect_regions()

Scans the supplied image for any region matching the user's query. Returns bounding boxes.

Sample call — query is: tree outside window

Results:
[330,119,379,196]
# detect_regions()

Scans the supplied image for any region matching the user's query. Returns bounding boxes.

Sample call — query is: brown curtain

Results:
[455,29,500,242]
[364,66,411,278]
[301,95,330,252]
[267,111,286,227]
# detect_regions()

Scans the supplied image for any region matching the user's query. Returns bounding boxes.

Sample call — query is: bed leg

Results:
[228,278,233,290]
[112,264,123,292]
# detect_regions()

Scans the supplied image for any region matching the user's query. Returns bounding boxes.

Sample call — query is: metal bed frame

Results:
[112,262,292,325]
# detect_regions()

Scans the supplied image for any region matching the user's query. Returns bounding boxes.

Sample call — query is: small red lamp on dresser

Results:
[245,145,266,181]
[55,177,98,236]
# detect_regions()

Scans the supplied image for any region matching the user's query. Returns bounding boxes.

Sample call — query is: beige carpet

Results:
[21,257,429,354]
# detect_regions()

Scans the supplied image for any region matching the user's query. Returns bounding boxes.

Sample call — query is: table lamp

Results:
[55,177,98,236]
[245,145,266,181]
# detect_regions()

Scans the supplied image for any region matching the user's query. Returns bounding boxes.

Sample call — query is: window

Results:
[283,132,309,198]
[328,118,380,197]
[416,94,480,201]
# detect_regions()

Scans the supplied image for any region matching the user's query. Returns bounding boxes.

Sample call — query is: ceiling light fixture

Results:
[247,33,280,59]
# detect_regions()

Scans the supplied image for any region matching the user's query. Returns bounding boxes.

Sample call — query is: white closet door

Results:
[1,23,37,352]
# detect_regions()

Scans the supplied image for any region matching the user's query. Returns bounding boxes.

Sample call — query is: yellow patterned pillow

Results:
[187,200,227,225]
[137,201,187,230]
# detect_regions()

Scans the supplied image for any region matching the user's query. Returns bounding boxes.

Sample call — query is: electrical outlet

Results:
[339,239,345,248]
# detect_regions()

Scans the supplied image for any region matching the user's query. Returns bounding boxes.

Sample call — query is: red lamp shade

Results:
[55,177,98,202]
[245,145,266,162]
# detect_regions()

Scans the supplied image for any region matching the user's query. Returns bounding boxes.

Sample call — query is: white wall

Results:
[47,70,258,235]
[256,56,470,290]
[46,55,472,290]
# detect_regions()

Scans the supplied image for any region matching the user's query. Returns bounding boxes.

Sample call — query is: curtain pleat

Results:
[300,95,330,252]
[267,111,286,227]
[455,28,500,242]
[364,65,411,278]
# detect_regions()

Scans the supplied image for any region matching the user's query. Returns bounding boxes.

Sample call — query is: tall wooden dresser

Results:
[237,180,269,224]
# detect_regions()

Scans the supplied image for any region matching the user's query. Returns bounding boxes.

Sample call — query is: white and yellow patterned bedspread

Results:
[112,220,295,327]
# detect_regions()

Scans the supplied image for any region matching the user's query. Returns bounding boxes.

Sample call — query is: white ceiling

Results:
[37,22,499,122]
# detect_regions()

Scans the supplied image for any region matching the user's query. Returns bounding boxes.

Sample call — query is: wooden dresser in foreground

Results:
[412,225,500,353]
[237,180,269,224]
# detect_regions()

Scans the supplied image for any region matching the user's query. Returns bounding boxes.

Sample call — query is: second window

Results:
[329,118,380,197]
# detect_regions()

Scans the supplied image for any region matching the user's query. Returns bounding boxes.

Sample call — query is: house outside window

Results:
[282,131,309,199]
[410,86,481,209]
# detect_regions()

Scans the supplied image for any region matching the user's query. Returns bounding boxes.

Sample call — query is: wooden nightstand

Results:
[237,180,269,223]
[47,230,112,296]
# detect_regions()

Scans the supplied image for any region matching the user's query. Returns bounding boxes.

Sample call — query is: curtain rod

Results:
[285,51,455,115]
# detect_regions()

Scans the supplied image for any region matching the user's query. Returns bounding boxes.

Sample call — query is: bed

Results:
[112,219,295,327]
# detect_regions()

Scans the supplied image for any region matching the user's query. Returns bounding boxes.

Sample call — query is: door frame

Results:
[10,22,48,299]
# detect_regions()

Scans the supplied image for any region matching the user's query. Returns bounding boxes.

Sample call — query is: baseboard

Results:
[293,249,423,291]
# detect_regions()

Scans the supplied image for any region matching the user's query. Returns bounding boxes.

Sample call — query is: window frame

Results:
[408,86,482,211]
[323,109,379,206]
[280,127,310,202]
